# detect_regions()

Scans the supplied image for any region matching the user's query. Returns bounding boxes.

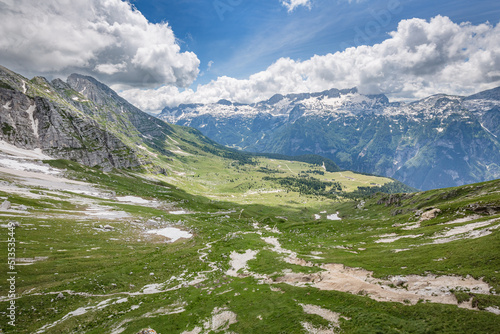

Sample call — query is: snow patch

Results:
[171,147,193,156]
[116,196,151,204]
[86,206,130,219]
[181,307,237,334]
[480,123,498,138]
[300,304,344,325]
[36,297,126,333]
[327,212,341,220]
[0,141,52,160]
[375,234,423,244]
[485,306,500,315]
[433,220,497,239]
[443,215,482,225]
[141,284,164,294]
[0,158,59,175]
[146,227,193,243]
[301,321,336,334]
[227,249,258,277]
[26,104,38,139]
[170,210,189,215]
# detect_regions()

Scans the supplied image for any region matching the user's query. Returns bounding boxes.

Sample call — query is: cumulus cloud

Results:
[120,16,500,113]
[281,0,312,12]
[0,0,199,88]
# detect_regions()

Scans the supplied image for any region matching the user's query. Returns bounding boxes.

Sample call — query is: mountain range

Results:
[159,87,500,190]
[1,65,500,334]
[0,65,351,186]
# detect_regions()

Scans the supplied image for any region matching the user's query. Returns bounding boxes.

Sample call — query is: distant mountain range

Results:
[159,87,500,190]
[2,63,498,191]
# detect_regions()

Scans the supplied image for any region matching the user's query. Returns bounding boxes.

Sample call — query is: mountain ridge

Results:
[158,86,500,190]
[0,65,346,179]
[0,67,142,170]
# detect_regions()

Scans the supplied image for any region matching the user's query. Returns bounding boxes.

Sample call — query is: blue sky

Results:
[131,0,500,87]
[1,0,500,112]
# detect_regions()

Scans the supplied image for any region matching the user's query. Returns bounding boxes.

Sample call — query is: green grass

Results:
[1,152,499,333]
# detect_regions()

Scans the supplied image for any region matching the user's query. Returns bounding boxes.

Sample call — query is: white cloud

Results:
[95,62,128,75]
[117,85,195,114]
[0,0,199,88]
[120,16,500,113]
[281,0,312,12]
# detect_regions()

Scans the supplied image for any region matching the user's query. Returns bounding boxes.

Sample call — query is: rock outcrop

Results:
[0,87,140,169]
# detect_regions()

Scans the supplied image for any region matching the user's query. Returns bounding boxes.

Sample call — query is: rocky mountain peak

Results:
[67,73,119,106]
[465,86,500,101]
[0,65,28,92]
[217,99,233,106]
[266,94,286,104]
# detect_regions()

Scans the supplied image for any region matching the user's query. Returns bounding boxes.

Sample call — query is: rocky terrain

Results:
[0,68,140,170]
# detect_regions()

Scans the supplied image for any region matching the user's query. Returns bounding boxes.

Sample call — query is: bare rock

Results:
[137,329,157,334]
[467,203,500,215]
[0,85,141,169]
[0,200,11,210]
[392,278,407,287]
[420,208,441,221]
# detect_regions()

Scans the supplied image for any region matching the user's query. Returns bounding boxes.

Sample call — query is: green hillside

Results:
[0,66,498,334]
[0,155,498,333]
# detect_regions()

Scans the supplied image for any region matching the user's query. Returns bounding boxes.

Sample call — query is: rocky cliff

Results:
[0,87,140,169]
[0,66,140,169]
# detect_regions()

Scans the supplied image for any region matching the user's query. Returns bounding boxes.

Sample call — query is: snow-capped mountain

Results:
[158,87,500,190]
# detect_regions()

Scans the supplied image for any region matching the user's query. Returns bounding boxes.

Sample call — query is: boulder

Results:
[420,208,441,221]
[137,329,157,334]
[0,200,11,210]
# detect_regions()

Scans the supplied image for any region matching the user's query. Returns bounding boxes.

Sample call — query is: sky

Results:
[1,0,500,113]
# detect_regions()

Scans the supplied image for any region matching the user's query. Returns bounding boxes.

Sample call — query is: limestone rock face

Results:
[66,73,174,141]
[0,87,140,169]
[0,89,38,149]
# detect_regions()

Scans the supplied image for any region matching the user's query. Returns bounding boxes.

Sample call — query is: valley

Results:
[0,137,499,333]
[159,87,500,190]
[0,66,499,333]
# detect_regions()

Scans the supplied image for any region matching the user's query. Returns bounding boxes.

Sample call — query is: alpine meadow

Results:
[0,0,500,333]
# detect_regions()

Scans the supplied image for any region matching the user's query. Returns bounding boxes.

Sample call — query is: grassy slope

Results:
[0,155,498,333]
